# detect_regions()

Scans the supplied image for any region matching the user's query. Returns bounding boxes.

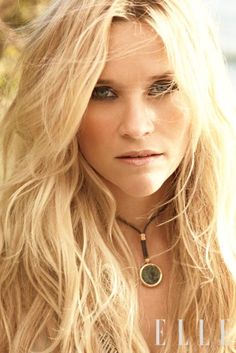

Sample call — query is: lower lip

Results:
[116,154,163,166]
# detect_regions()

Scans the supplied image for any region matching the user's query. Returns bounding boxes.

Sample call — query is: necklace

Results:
[116,204,168,288]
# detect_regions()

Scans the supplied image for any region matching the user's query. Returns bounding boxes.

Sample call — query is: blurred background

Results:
[0,0,235,112]
[208,0,236,89]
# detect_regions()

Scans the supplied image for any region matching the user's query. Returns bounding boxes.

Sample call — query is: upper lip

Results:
[116,150,162,158]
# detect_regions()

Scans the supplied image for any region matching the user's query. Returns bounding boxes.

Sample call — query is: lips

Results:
[116,150,162,158]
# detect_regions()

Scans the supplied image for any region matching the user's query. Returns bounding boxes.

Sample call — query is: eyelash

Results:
[90,81,178,101]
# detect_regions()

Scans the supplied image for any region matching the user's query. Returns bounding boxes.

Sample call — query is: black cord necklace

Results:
[116,203,168,288]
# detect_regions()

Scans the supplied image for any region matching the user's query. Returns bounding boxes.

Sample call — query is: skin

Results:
[77,22,191,352]
[78,21,191,227]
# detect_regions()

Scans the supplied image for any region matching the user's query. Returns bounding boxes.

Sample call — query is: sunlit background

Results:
[207,0,236,90]
[0,0,235,110]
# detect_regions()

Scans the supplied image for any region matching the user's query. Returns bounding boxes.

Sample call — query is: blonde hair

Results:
[0,0,236,352]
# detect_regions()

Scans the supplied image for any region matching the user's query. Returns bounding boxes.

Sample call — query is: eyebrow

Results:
[96,72,174,86]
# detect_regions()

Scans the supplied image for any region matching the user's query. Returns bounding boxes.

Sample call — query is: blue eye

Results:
[91,86,116,100]
[149,81,178,96]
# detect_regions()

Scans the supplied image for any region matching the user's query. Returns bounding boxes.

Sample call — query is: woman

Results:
[0,0,235,352]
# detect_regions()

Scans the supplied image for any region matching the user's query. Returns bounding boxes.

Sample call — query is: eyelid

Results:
[151,80,178,91]
[94,80,177,94]
[93,86,116,93]
[95,79,176,91]
[91,86,117,100]
[91,79,178,100]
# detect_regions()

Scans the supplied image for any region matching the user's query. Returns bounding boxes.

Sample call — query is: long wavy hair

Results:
[0,0,236,352]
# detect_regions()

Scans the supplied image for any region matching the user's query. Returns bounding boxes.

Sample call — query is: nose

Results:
[118,97,156,139]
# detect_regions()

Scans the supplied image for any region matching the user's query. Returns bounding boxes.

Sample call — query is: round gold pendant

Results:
[140,263,162,287]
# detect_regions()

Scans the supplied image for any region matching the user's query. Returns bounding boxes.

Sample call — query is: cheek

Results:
[170,115,191,159]
[162,98,191,139]
[170,114,190,138]
[159,101,191,160]
[78,109,113,152]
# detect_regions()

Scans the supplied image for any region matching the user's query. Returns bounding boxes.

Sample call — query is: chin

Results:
[100,173,168,198]
[120,181,164,198]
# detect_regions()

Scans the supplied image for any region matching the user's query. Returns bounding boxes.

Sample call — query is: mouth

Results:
[115,152,163,166]
[116,150,162,159]
[117,154,159,159]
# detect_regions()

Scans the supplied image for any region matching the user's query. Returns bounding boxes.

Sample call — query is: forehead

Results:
[108,21,163,54]
[101,21,171,85]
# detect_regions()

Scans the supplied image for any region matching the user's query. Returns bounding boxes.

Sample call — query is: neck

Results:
[104,179,173,229]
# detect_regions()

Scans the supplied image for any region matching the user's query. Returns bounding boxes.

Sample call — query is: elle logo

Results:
[155,319,229,346]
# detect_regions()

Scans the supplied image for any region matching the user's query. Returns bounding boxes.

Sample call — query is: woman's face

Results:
[78,21,190,198]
